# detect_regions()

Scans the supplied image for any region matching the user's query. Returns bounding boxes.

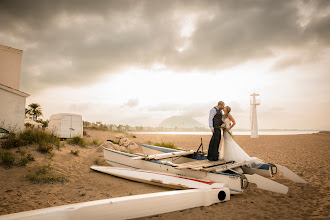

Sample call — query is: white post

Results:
[0,188,230,220]
[250,93,260,138]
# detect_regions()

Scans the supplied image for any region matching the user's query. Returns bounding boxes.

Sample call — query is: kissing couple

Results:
[207,101,250,163]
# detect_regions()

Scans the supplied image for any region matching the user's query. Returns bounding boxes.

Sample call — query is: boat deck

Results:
[173,160,233,171]
[172,160,254,173]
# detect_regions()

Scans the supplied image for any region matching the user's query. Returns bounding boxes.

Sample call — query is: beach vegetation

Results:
[154,141,177,149]
[37,141,53,154]
[18,153,35,166]
[128,149,135,154]
[70,150,80,156]
[49,152,55,159]
[1,129,60,150]
[90,139,100,146]
[0,150,35,168]
[1,133,24,148]
[67,136,87,147]
[36,119,49,128]
[94,158,101,165]
[25,165,67,183]
[0,151,16,168]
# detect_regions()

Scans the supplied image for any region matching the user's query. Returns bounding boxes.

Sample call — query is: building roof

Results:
[0,44,23,54]
[0,83,29,97]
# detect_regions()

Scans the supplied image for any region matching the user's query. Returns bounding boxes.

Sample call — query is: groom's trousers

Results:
[207,128,221,161]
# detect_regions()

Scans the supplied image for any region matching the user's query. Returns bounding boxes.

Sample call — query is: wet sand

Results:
[0,130,329,219]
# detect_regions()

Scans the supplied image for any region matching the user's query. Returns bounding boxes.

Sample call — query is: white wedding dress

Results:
[219,117,252,162]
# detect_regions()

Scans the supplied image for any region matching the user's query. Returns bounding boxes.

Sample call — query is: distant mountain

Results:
[159,115,206,128]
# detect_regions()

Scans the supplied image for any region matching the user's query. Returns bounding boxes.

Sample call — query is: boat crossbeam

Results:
[203,161,253,173]
[173,160,233,171]
[133,150,195,160]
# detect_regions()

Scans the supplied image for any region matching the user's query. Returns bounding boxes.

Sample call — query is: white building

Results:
[0,44,29,132]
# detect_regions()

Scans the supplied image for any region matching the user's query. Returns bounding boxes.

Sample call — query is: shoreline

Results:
[130,130,321,135]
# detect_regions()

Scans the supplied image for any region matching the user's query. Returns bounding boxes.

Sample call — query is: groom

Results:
[207,101,225,161]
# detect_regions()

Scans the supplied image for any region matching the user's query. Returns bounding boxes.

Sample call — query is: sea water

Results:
[132,130,320,135]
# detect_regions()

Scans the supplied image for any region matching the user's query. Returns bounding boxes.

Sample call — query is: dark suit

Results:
[207,107,223,161]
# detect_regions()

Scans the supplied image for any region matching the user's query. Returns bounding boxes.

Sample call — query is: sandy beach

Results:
[0,130,329,219]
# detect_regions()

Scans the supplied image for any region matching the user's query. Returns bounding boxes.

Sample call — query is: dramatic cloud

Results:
[1,0,329,129]
[1,0,329,94]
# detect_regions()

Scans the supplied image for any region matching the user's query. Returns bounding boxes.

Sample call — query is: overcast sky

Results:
[1,0,329,129]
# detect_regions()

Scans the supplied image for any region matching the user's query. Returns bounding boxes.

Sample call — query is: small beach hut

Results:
[47,113,83,138]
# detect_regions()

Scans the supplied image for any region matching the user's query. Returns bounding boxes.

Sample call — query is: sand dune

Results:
[0,130,329,219]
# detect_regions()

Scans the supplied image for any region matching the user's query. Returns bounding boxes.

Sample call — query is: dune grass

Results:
[37,141,53,154]
[0,150,35,168]
[25,165,67,183]
[1,129,60,150]
[18,151,35,166]
[94,158,101,165]
[0,151,16,168]
[67,136,87,147]
[154,141,177,149]
[70,150,80,156]
[90,139,100,146]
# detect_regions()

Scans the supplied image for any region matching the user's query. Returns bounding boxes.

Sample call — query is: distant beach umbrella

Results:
[250,93,260,138]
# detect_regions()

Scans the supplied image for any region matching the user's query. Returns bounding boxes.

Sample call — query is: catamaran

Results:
[101,139,306,194]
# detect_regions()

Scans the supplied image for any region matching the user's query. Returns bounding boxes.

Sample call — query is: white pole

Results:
[250,93,260,138]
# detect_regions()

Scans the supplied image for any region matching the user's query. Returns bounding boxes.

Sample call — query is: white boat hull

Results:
[91,166,227,190]
[141,144,274,177]
[0,188,230,220]
[103,147,244,194]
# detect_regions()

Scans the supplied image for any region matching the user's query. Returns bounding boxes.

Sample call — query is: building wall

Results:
[0,44,23,90]
[0,88,27,131]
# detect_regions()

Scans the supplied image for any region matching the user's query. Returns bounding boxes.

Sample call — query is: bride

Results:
[220,106,252,162]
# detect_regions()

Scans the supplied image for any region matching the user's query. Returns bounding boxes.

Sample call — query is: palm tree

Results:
[27,103,43,121]
[25,108,31,116]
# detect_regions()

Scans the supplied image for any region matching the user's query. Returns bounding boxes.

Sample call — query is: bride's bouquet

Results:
[218,124,233,137]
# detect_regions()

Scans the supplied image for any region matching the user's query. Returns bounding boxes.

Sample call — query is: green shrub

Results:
[67,136,86,147]
[94,158,101,165]
[154,141,177,149]
[70,150,79,156]
[19,153,35,166]
[2,129,60,149]
[1,133,25,149]
[25,165,67,183]
[132,135,137,138]
[0,151,16,168]
[90,139,100,146]
[17,149,26,156]
[49,152,55,159]
[37,142,53,154]
[19,157,29,166]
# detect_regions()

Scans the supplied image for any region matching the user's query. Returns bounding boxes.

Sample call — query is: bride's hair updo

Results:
[224,106,231,118]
